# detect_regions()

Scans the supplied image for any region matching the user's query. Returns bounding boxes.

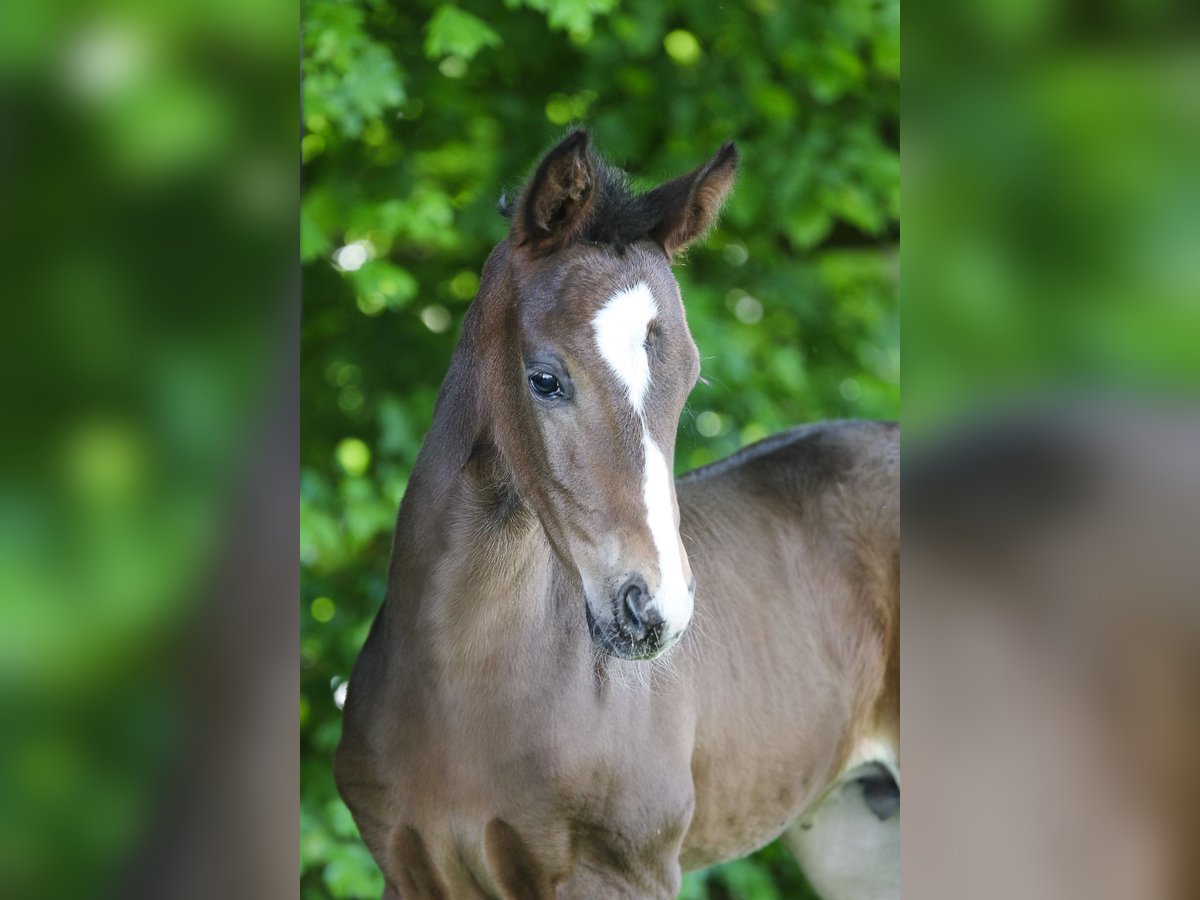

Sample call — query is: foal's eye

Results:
[529,370,563,397]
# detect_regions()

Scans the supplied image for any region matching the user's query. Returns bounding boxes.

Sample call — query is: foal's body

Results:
[338,422,898,898]
[336,133,898,898]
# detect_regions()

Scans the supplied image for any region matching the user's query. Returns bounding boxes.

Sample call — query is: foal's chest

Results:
[388,767,693,897]
[387,720,696,897]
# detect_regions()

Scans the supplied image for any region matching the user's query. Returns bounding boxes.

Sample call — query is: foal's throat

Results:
[386,328,593,675]
[405,441,587,673]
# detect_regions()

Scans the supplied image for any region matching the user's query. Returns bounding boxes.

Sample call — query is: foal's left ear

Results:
[646,142,739,259]
[512,130,598,253]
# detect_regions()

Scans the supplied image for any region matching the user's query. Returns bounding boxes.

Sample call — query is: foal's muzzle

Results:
[615,575,662,643]
[586,574,672,660]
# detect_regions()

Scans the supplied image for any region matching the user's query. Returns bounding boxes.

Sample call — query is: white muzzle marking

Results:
[592,282,693,637]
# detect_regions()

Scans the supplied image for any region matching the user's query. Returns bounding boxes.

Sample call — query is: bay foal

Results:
[335,132,899,899]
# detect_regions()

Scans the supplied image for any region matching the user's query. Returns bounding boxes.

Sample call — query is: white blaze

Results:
[593,283,654,412]
[592,282,694,637]
[846,737,900,782]
[640,432,693,634]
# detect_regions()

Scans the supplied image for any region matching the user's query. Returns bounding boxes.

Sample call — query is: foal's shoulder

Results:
[678,419,899,499]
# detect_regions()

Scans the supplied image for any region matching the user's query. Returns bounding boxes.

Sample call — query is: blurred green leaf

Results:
[424,7,502,61]
[303,0,405,138]
[514,0,621,39]
[323,841,385,897]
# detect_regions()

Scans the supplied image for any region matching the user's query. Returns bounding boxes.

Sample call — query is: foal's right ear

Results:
[511,130,598,253]
[646,142,739,259]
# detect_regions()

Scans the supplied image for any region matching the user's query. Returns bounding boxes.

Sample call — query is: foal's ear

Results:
[512,130,598,253]
[647,142,739,259]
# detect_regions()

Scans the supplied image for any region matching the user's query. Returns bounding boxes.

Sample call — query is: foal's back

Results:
[671,420,900,869]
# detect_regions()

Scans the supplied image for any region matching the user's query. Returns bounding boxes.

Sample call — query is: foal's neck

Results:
[385,344,587,680]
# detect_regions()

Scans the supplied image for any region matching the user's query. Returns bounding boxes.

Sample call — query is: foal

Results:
[335,132,899,899]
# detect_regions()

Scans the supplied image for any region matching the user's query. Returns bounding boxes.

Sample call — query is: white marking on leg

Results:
[593,281,693,638]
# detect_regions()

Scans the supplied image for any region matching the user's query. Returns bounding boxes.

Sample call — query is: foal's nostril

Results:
[615,576,661,643]
[621,584,645,638]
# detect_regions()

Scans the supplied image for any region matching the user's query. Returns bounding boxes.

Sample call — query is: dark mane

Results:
[500,151,689,251]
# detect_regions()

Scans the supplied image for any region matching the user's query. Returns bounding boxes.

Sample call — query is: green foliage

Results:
[424,7,502,61]
[304,1,406,138]
[301,0,898,896]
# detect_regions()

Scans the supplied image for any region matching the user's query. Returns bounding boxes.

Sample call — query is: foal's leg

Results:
[784,764,899,900]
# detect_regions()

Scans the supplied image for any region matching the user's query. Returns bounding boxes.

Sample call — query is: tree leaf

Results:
[424,6,502,61]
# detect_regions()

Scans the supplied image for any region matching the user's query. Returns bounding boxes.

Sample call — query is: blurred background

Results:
[1,0,297,897]
[300,1,898,897]
[903,1,1200,898]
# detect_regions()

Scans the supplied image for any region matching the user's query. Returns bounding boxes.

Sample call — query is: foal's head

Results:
[476,131,737,660]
